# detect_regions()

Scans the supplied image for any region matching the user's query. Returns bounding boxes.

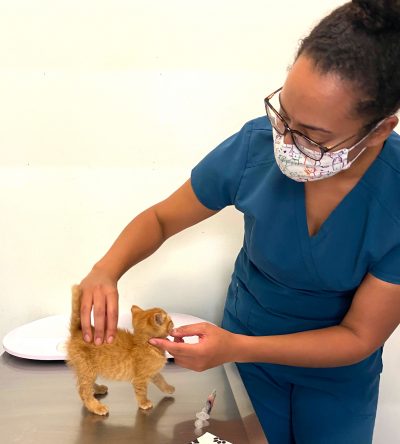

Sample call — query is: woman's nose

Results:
[283,129,294,145]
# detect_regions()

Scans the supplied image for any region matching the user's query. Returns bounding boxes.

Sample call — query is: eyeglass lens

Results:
[266,93,323,160]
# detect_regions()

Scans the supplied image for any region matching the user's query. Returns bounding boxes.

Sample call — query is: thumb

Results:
[148,337,183,355]
[171,322,209,338]
[148,337,170,347]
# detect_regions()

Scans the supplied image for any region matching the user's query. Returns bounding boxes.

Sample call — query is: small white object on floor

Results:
[188,431,232,443]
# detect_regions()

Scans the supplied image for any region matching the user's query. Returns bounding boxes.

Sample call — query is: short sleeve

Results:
[191,121,252,210]
[370,244,400,285]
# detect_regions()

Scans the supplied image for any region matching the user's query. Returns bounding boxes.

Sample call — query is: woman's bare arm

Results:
[79,179,218,344]
[151,273,400,370]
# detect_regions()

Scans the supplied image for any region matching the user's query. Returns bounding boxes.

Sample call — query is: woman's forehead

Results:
[281,56,362,132]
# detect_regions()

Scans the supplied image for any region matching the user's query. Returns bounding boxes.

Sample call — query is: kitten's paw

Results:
[163,384,175,394]
[139,400,153,410]
[93,403,109,416]
[94,384,108,395]
[86,400,109,416]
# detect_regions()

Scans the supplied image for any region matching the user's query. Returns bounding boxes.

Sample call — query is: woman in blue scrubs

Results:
[79,1,400,443]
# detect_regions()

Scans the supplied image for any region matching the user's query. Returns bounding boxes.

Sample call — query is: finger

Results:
[80,290,93,343]
[105,290,119,344]
[149,338,172,349]
[93,289,106,345]
[149,338,194,356]
[171,322,209,338]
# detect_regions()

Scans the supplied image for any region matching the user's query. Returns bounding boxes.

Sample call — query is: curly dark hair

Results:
[296,0,400,129]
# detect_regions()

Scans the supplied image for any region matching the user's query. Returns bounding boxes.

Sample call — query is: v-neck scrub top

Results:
[191,116,400,380]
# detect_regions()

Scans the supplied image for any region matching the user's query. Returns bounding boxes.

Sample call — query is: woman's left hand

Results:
[149,322,238,371]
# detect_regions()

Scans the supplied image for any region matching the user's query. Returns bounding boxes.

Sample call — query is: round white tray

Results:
[2,312,206,360]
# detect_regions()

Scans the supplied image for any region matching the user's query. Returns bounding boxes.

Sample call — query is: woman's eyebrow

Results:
[279,95,333,134]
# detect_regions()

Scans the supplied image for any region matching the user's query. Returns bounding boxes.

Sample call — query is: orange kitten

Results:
[66,285,175,415]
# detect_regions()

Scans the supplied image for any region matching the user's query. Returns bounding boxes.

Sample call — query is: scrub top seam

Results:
[252,128,273,133]
[246,159,276,169]
[233,120,255,204]
[359,180,400,226]
[369,268,400,285]
[293,185,326,287]
[305,235,327,286]
[377,152,400,175]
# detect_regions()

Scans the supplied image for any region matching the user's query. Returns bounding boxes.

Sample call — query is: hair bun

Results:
[352,0,400,32]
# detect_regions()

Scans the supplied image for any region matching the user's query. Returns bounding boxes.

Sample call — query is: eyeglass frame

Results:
[264,87,378,161]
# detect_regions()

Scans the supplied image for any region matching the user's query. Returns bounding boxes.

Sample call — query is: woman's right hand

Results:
[79,267,119,345]
[76,180,217,345]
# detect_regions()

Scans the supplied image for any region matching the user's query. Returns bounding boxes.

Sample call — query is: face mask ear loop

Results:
[345,144,368,168]
[344,118,386,167]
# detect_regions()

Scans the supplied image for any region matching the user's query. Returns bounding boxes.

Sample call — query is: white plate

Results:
[2,312,208,360]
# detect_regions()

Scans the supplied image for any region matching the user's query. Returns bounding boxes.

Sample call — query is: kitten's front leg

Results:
[151,373,175,394]
[132,378,152,410]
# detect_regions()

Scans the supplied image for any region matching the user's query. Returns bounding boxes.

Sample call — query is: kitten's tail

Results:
[70,285,83,334]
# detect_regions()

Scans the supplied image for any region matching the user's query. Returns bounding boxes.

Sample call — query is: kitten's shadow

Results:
[74,396,175,444]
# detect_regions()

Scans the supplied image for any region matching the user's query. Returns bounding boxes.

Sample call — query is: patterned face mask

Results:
[272,124,381,182]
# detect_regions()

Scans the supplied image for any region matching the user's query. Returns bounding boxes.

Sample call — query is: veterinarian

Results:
[79,1,400,443]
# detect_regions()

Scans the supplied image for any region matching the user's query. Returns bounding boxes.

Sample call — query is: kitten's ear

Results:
[131,305,143,316]
[154,312,166,326]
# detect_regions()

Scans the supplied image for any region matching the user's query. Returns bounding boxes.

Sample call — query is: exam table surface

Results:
[0,352,268,443]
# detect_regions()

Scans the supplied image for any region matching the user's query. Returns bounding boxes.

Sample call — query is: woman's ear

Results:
[370,115,399,146]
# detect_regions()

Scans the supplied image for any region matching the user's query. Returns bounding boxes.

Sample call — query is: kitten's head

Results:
[131,305,174,338]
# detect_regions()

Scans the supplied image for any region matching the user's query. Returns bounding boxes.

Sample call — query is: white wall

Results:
[0,1,398,442]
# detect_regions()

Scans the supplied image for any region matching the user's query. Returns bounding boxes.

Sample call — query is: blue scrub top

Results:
[191,116,400,380]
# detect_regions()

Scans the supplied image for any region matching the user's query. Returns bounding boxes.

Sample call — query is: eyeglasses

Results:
[264,87,362,161]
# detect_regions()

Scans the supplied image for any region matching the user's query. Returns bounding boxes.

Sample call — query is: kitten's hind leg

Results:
[93,383,108,396]
[132,378,152,410]
[151,372,175,394]
[77,373,109,416]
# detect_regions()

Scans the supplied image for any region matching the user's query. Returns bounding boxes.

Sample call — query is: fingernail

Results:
[84,334,91,343]
[95,337,102,346]
[107,336,114,344]
[149,339,157,345]
[171,328,178,335]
